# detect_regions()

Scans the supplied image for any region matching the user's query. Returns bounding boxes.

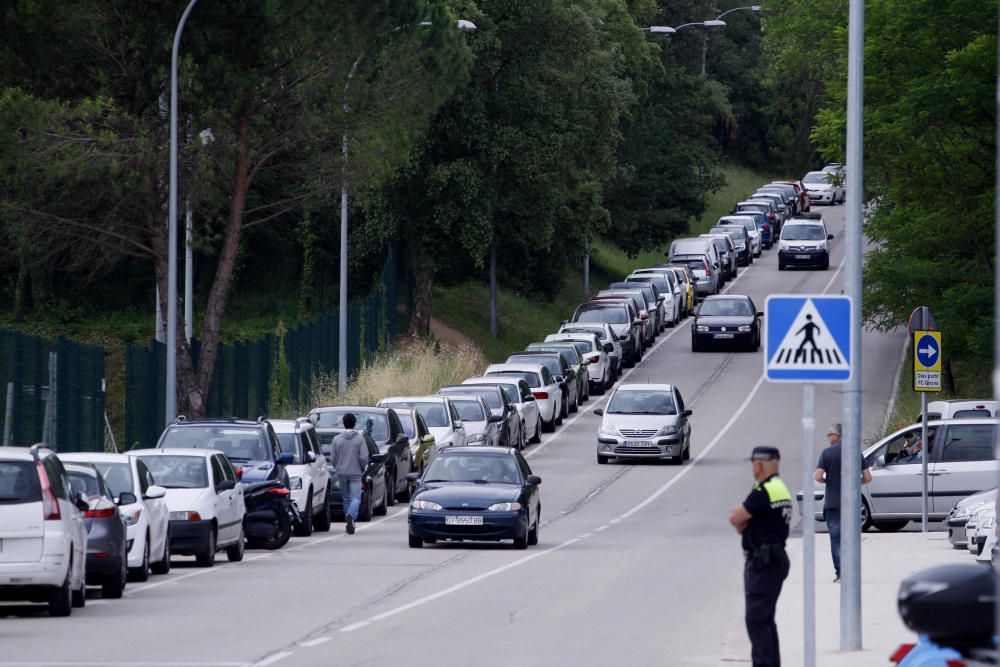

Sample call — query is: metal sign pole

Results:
[920,391,929,532]
[802,383,816,667]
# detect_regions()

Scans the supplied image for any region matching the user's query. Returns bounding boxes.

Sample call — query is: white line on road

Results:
[580,532,594,539]
[298,637,331,648]
[340,621,370,633]
[594,525,609,532]
[252,653,292,667]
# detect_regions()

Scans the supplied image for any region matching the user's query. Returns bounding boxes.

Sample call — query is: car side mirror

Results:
[554,375,565,384]
[406,472,421,483]
[757,312,764,317]
[603,343,614,353]
[144,485,166,500]
[453,420,463,430]
[488,415,503,423]
[117,491,138,506]
[421,434,435,444]
[523,395,536,402]
[396,433,409,445]
[875,454,886,468]
[306,450,317,462]
[683,409,693,418]
[74,494,90,513]
[827,234,834,240]
[215,479,235,493]
[594,408,604,416]
[276,452,294,465]
[619,334,630,341]
[632,319,642,326]
[234,467,244,481]
[526,475,542,486]
[371,453,385,464]
[640,313,649,320]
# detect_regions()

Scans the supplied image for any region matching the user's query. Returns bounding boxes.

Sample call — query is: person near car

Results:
[814,423,872,582]
[729,446,792,667]
[330,413,368,535]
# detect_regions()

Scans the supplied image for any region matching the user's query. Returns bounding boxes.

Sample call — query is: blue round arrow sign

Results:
[916,334,939,368]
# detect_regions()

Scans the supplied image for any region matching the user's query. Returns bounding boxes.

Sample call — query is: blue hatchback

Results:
[407,448,541,549]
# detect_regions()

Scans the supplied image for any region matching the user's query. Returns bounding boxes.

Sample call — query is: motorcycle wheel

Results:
[248,507,293,550]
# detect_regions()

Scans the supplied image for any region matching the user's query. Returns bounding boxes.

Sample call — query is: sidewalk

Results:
[777,530,969,666]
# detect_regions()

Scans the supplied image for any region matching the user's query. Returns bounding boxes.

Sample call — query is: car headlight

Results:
[488,502,522,511]
[657,425,678,436]
[962,502,987,518]
[289,476,302,490]
[696,325,709,332]
[738,325,751,332]
[467,433,487,443]
[169,511,202,521]
[411,500,442,511]
[599,422,618,436]
[123,509,142,526]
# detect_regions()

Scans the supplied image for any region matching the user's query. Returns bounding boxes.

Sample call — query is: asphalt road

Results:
[0,204,907,667]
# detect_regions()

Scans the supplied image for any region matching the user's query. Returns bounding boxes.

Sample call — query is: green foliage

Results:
[268,321,294,418]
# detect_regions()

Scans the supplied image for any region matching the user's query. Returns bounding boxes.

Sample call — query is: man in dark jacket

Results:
[331,413,368,534]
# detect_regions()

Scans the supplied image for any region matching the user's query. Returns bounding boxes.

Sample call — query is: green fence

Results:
[124,246,413,449]
[0,329,107,452]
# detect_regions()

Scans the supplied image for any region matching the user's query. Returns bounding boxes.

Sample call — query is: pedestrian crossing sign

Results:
[765,295,853,383]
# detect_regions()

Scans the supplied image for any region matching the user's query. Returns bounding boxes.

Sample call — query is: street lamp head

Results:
[456,19,477,32]
[703,20,727,28]
[648,25,677,34]
[750,5,762,11]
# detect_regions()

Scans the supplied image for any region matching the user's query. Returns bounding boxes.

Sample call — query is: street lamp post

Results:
[337,19,477,394]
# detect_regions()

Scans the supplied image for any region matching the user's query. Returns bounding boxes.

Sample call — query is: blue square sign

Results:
[765,295,853,383]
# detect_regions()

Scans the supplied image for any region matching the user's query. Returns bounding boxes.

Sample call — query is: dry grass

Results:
[309,338,488,409]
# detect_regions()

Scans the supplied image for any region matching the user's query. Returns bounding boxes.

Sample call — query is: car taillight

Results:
[703,261,712,277]
[769,214,776,221]
[268,487,290,496]
[889,644,915,663]
[532,391,549,400]
[86,500,117,519]
[588,355,600,363]
[35,460,61,521]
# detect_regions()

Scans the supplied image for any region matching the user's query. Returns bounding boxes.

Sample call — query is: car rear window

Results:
[0,461,41,504]
[67,470,102,500]
[487,371,541,389]
[93,462,135,499]
[453,400,487,422]
[441,387,501,409]
[953,409,992,419]
[575,307,627,324]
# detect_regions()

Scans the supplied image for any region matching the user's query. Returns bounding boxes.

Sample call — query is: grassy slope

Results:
[436,163,777,361]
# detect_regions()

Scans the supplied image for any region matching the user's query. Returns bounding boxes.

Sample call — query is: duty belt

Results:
[744,544,786,565]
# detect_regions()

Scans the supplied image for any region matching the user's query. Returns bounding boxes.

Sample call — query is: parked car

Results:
[627,269,685,320]
[778,218,834,270]
[700,233,737,280]
[0,446,89,615]
[750,192,789,224]
[709,225,752,266]
[507,349,580,415]
[461,376,541,445]
[946,488,997,548]
[61,452,170,582]
[594,291,656,344]
[920,400,999,421]
[484,363,563,432]
[668,237,723,281]
[669,254,720,298]
[133,448,246,567]
[392,408,439,472]
[661,264,698,312]
[406,447,542,549]
[773,180,810,213]
[319,428,389,521]
[734,200,781,235]
[372,397,467,451]
[269,418,332,536]
[155,417,291,486]
[802,170,844,205]
[758,184,800,215]
[610,280,675,331]
[594,384,693,464]
[523,342,590,404]
[311,405,414,502]
[439,384,522,450]
[569,301,643,366]
[691,294,762,352]
[718,215,763,256]
[545,332,613,395]
[557,322,623,379]
[64,463,128,599]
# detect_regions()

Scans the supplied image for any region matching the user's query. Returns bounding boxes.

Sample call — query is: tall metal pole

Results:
[338,130,349,395]
[840,0,865,649]
[920,390,929,532]
[489,245,498,338]
[802,383,816,667]
[185,199,193,343]
[992,3,1000,644]
[167,0,199,425]
[583,239,590,295]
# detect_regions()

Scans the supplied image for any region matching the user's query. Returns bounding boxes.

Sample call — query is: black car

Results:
[710,226,752,266]
[438,385,522,450]
[308,406,413,502]
[506,351,579,417]
[318,428,389,521]
[407,447,542,549]
[691,295,762,352]
[155,417,291,486]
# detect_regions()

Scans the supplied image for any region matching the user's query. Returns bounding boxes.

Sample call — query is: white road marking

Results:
[579,532,594,539]
[594,525,610,532]
[298,637,331,648]
[252,653,292,667]
[340,621,370,633]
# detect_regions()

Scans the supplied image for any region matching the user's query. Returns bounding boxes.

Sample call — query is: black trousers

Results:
[744,550,790,667]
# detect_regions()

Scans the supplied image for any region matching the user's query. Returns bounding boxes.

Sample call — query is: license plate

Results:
[625,440,656,447]
[714,333,734,339]
[446,515,483,526]
[795,254,811,259]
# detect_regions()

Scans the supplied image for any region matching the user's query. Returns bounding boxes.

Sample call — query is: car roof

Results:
[616,383,674,392]
[59,452,133,464]
[703,294,751,302]
[313,405,392,413]
[486,363,545,374]
[437,446,516,458]
[441,384,500,392]
[129,447,219,459]
[928,399,996,406]
[170,417,261,427]
[378,398,441,406]
[463,377,527,388]
[866,418,999,456]
[784,218,824,226]
[736,200,770,206]
[268,419,313,433]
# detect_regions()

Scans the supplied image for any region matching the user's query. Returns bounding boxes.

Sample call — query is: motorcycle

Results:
[892,563,996,667]
[243,480,299,550]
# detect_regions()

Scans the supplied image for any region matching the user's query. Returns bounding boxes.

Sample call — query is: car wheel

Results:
[102,555,127,599]
[597,453,609,464]
[528,512,540,546]
[71,573,86,608]
[397,471,413,502]
[150,529,171,575]
[532,416,543,441]
[129,534,150,582]
[753,333,760,353]
[226,525,245,562]
[48,572,72,617]
[374,480,388,516]
[513,526,529,550]
[691,338,700,353]
[683,442,691,461]
[195,528,217,567]
[358,485,375,522]
[541,415,555,433]
[821,259,830,270]
[519,424,527,450]
[873,520,908,533]
[778,261,785,271]
[860,498,873,533]
[408,532,423,549]
[313,486,333,532]
[569,393,578,413]
[295,496,314,537]
[385,471,397,507]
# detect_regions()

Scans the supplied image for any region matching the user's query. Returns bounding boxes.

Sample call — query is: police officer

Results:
[729,446,792,667]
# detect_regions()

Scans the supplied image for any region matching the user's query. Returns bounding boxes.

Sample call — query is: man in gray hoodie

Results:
[331,413,368,534]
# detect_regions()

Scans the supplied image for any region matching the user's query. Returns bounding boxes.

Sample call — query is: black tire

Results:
[683,441,691,460]
[71,574,86,608]
[150,530,171,575]
[597,453,610,464]
[359,486,375,521]
[561,395,570,419]
[102,556,127,599]
[313,486,333,532]
[528,514,539,546]
[778,261,786,271]
[821,259,830,271]
[373,481,388,516]
[753,333,761,353]
[129,535,150,582]
[532,416,543,442]
[195,528,217,567]
[860,498,874,533]
[385,472,397,507]
[541,415,555,433]
[48,573,72,617]
[691,338,700,353]
[397,468,412,502]
[408,532,423,549]
[226,525,245,562]
[295,496,314,537]
[874,520,908,533]
[513,529,528,550]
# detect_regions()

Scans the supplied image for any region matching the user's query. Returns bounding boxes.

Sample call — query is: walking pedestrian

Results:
[814,423,872,582]
[729,446,792,667]
[330,413,368,535]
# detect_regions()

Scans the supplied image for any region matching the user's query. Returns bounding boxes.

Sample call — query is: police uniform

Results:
[741,447,792,667]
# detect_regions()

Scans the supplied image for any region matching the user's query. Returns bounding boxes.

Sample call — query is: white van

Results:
[777,218,833,271]
[918,399,999,422]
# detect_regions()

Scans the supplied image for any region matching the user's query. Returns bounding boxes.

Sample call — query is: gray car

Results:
[64,463,129,599]
[438,384,523,450]
[448,395,502,446]
[593,384,693,464]
[670,254,719,297]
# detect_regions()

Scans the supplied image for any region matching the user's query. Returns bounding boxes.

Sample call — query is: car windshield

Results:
[575,307,627,324]
[782,225,826,241]
[803,172,829,184]
[93,462,134,498]
[314,410,390,440]
[275,434,304,462]
[382,403,447,428]
[453,400,487,422]
[159,425,266,462]
[487,371,541,389]
[424,454,521,485]
[442,387,501,409]
[607,390,677,415]
[699,299,753,316]
[396,413,416,438]
[67,471,102,500]
[0,461,41,504]
[138,456,208,489]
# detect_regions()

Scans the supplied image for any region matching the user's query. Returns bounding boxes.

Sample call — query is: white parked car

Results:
[802,170,844,205]
[0,445,89,615]
[377,396,468,449]
[61,452,170,581]
[132,448,246,567]
[461,376,542,445]
[485,363,564,433]
[545,332,612,394]
[558,322,623,379]
[920,399,999,421]
[269,419,332,537]
[628,270,686,321]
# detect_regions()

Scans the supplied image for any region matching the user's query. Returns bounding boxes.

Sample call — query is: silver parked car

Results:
[593,384,693,465]
[946,488,996,549]
[64,463,129,599]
